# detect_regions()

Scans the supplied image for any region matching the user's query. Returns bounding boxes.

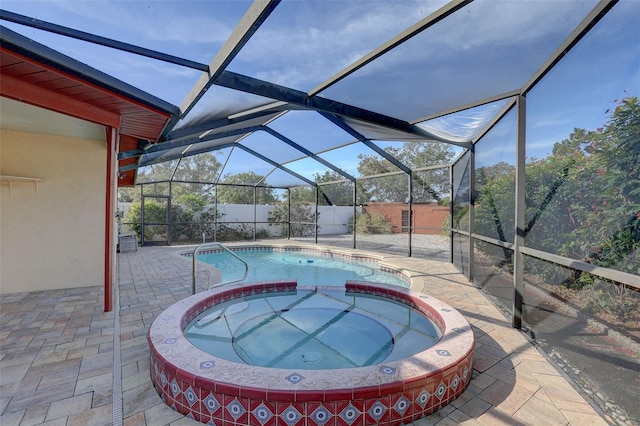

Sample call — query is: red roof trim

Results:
[1,73,121,128]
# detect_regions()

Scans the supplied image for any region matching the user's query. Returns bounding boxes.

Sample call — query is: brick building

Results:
[363,202,449,235]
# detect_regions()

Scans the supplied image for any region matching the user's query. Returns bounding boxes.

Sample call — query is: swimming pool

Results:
[184,286,441,369]
[194,247,409,287]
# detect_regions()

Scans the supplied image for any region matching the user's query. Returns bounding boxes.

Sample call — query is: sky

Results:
[1,0,638,183]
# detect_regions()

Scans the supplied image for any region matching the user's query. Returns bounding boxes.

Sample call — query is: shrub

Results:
[355,212,393,234]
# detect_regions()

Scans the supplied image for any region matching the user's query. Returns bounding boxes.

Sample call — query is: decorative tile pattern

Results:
[252,402,274,425]
[416,389,431,408]
[394,395,411,415]
[380,365,396,375]
[434,381,448,400]
[367,400,388,422]
[281,405,302,426]
[184,387,198,407]
[169,379,181,397]
[339,403,360,425]
[203,394,220,414]
[285,372,304,384]
[310,405,331,425]
[199,360,215,369]
[226,398,246,421]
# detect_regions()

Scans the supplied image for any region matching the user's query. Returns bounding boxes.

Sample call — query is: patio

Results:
[0,242,609,425]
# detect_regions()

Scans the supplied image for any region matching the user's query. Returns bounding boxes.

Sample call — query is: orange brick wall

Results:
[363,203,449,234]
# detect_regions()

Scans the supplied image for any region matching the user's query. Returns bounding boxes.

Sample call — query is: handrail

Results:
[192,242,249,294]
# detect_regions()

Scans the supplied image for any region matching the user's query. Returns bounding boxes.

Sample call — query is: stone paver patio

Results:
[0,241,610,425]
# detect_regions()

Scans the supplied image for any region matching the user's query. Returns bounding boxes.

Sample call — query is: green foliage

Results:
[123,200,167,241]
[136,153,222,199]
[316,171,353,206]
[474,162,516,242]
[217,172,278,204]
[579,280,638,321]
[355,212,393,234]
[473,96,640,292]
[171,194,219,242]
[268,201,318,237]
[215,223,264,242]
[357,142,455,202]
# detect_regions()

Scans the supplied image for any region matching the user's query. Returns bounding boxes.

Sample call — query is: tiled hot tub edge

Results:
[148,281,475,426]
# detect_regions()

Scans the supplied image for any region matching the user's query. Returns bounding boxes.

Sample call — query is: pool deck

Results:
[0,242,611,425]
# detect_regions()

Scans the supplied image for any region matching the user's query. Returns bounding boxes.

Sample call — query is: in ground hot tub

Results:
[148,281,475,425]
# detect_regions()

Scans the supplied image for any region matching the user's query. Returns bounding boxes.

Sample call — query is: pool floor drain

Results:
[302,351,322,363]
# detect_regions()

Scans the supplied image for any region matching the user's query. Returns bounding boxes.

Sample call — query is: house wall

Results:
[363,202,449,235]
[0,129,106,294]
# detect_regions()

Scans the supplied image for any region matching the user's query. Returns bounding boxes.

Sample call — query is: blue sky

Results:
[2,0,638,180]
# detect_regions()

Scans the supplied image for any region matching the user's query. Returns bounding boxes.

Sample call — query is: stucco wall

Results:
[1,129,106,294]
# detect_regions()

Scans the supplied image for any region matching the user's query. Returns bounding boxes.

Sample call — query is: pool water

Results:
[197,249,408,287]
[184,287,441,369]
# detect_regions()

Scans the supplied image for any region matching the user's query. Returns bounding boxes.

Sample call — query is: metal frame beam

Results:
[120,124,356,184]
[522,0,617,95]
[166,104,288,141]
[412,90,520,125]
[0,10,208,72]
[119,125,263,160]
[308,0,473,96]
[214,70,460,144]
[512,94,526,329]
[263,127,355,182]
[179,0,281,119]
[320,112,412,175]
[235,145,316,187]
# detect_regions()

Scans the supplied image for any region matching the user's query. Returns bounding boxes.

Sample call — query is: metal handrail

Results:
[192,242,248,294]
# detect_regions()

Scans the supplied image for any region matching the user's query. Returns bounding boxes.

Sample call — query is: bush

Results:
[123,200,167,241]
[355,212,393,234]
[268,202,318,237]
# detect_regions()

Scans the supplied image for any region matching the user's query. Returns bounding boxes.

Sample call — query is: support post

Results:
[315,186,319,244]
[449,165,454,263]
[513,94,527,329]
[253,187,257,241]
[353,181,357,249]
[214,187,218,242]
[167,181,172,246]
[104,128,117,312]
[287,188,291,240]
[140,185,145,246]
[469,145,475,282]
[408,173,413,257]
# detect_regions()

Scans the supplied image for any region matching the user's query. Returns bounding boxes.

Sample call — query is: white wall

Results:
[1,129,106,294]
[118,202,358,236]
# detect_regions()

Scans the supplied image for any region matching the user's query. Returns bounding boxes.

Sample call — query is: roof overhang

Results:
[0,26,180,187]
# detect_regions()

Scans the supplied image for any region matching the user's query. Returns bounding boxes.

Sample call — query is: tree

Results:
[568,96,640,276]
[316,171,354,206]
[474,162,516,243]
[134,153,222,200]
[357,142,456,202]
[216,172,278,204]
[473,95,640,287]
